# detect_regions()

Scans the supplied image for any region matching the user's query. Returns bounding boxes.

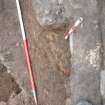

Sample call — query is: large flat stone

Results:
[68,0,102,105]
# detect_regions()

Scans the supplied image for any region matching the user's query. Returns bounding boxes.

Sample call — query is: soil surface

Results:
[0,63,21,102]
[20,0,71,105]
[0,0,70,105]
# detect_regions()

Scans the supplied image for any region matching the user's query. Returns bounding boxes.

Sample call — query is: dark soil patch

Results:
[0,63,22,102]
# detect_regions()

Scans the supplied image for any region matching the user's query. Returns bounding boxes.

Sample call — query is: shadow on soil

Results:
[0,63,22,102]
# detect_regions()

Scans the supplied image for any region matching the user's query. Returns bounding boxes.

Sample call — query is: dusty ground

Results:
[0,0,70,105]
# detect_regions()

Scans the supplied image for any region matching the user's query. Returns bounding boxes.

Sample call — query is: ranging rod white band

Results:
[33,90,38,105]
[16,0,26,40]
[74,17,83,27]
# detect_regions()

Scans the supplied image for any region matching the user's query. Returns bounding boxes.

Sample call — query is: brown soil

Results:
[0,63,21,102]
[20,0,71,105]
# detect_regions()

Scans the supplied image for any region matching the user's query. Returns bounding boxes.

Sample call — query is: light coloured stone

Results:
[66,98,71,105]
[100,70,105,98]
[77,101,93,105]
[32,0,69,29]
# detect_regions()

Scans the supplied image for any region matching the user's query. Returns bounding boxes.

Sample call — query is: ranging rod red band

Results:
[23,39,36,91]
[65,26,76,36]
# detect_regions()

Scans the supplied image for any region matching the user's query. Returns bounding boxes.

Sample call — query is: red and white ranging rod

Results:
[64,17,83,40]
[16,0,38,105]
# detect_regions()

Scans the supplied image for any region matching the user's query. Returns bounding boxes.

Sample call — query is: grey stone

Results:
[100,70,105,98]
[101,0,105,69]
[76,101,93,105]
[101,1,105,104]
[0,102,6,105]
[68,0,102,105]
[32,0,98,29]
[32,0,70,29]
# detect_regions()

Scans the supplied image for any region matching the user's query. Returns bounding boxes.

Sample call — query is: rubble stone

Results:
[32,0,70,29]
